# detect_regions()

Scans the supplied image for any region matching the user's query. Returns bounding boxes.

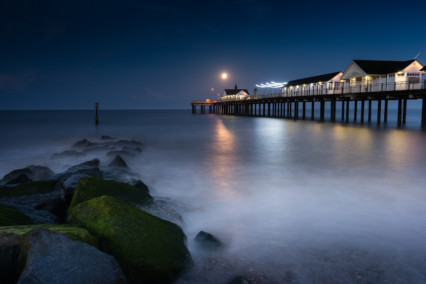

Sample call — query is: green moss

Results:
[0,224,98,248]
[69,195,191,283]
[68,177,152,214]
[0,204,33,226]
[0,180,57,198]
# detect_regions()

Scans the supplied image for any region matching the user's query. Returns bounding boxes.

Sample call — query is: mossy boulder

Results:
[0,225,99,283]
[69,195,192,283]
[0,224,98,248]
[68,177,153,214]
[0,180,57,198]
[0,205,33,226]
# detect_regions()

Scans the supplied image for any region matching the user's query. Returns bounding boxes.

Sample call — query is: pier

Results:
[192,86,426,129]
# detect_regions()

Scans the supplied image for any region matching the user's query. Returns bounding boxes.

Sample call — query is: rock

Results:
[51,150,86,159]
[0,166,54,186]
[106,150,136,158]
[0,232,20,284]
[0,224,98,248]
[100,167,140,185]
[72,138,94,148]
[0,204,33,226]
[101,135,115,140]
[18,228,126,284]
[194,231,224,251]
[108,155,129,168]
[228,276,252,284]
[68,177,153,213]
[54,159,102,201]
[0,181,63,224]
[69,195,192,283]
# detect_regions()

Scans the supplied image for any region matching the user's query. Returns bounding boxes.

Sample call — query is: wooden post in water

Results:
[345,100,350,123]
[302,101,306,119]
[361,100,365,124]
[311,101,315,121]
[341,101,345,121]
[320,100,325,121]
[94,102,99,125]
[397,99,402,127]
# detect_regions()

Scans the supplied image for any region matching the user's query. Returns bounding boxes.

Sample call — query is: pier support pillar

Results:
[345,100,350,123]
[302,102,306,119]
[354,101,358,122]
[295,102,299,120]
[341,101,345,121]
[377,100,381,126]
[320,100,325,121]
[403,99,407,124]
[397,99,402,127]
[384,99,388,123]
[311,101,315,120]
[361,100,365,124]
[368,100,372,122]
[422,96,426,129]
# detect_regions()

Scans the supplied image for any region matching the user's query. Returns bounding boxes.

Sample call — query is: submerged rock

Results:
[72,138,94,149]
[101,135,115,140]
[108,155,129,168]
[69,195,192,283]
[18,229,126,284]
[106,150,135,158]
[194,231,224,251]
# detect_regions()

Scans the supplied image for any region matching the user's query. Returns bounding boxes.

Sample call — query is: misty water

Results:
[1,109,426,283]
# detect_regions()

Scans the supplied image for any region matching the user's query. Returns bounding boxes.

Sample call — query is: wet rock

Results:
[108,155,129,168]
[72,138,94,148]
[51,150,86,159]
[0,204,33,226]
[228,276,252,284]
[68,177,153,213]
[194,231,223,251]
[54,159,102,201]
[101,135,115,140]
[18,228,126,284]
[101,167,140,185]
[106,150,136,158]
[0,232,20,284]
[0,181,62,224]
[0,166,54,186]
[69,195,192,283]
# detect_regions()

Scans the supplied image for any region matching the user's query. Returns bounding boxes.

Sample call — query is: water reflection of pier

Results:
[191,88,426,128]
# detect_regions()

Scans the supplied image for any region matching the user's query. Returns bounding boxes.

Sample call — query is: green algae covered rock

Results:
[0,224,98,248]
[68,177,152,214]
[0,180,57,198]
[69,195,192,283]
[0,205,33,226]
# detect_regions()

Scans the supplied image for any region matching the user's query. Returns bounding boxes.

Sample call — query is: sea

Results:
[1,109,426,283]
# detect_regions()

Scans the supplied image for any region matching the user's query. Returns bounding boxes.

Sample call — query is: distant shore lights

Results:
[256,81,287,88]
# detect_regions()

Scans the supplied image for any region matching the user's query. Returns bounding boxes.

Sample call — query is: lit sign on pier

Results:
[256,81,287,88]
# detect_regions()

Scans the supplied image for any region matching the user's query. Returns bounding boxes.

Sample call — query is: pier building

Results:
[191,58,426,128]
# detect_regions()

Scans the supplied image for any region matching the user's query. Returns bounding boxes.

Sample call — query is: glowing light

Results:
[256,81,287,88]
[221,73,228,79]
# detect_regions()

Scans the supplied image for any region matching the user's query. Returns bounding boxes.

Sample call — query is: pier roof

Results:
[224,88,250,95]
[421,66,426,71]
[353,59,415,74]
[286,72,341,87]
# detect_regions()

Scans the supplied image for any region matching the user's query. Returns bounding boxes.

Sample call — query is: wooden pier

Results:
[192,88,426,129]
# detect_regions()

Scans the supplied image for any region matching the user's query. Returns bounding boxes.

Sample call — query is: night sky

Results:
[1,0,426,109]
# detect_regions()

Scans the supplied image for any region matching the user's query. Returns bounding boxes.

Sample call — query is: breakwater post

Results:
[95,102,99,125]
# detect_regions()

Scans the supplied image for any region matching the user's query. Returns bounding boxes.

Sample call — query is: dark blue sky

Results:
[1,0,425,109]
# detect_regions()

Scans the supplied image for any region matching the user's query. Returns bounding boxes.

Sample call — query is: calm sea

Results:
[1,109,426,283]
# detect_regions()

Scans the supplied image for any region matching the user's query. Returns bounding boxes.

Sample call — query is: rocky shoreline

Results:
[0,136,241,284]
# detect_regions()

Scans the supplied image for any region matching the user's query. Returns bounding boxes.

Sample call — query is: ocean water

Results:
[1,109,426,283]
